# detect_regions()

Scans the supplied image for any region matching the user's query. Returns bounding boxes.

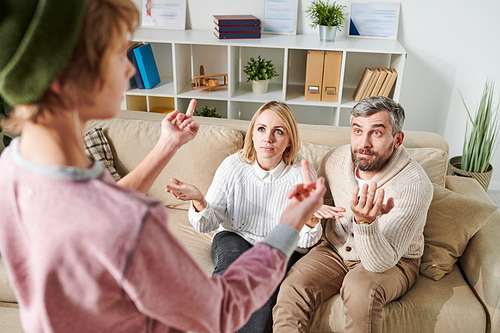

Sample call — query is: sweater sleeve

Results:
[188,157,233,233]
[352,180,433,273]
[296,158,323,249]
[123,205,294,333]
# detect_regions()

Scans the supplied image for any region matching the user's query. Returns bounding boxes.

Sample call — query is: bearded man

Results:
[273,96,434,333]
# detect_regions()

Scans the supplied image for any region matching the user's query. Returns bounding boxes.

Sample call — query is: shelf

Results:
[231,82,283,103]
[126,29,406,125]
[127,78,175,96]
[133,29,406,55]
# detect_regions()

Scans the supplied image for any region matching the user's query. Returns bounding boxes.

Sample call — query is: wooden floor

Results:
[487,190,500,208]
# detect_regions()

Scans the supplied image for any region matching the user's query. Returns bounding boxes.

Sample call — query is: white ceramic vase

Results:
[251,79,270,94]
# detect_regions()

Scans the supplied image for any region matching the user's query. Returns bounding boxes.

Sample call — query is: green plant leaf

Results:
[459,79,499,173]
[194,106,221,118]
[243,55,279,82]
[305,0,347,31]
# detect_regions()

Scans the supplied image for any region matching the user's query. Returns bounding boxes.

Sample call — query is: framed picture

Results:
[348,2,400,40]
[262,0,298,35]
[141,0,186,30]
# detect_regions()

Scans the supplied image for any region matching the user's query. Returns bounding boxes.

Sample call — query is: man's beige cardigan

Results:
[319,144,433,273]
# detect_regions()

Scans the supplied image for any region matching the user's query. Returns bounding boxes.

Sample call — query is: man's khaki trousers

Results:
[273,240,420,333]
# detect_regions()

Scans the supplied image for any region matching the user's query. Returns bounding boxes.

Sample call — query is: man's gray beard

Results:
[351,147,393,172]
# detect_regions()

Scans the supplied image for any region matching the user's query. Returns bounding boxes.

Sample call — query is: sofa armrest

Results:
[446,176,500,333]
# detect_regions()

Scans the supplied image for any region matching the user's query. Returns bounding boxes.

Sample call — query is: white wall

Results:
[133,0,500,190]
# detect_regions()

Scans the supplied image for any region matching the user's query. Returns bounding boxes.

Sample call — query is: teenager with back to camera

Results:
[0,1,327,332]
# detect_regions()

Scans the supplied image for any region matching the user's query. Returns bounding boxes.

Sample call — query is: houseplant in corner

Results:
[305,0,347,42]
[448,79,499,190]
[243,56,279,94]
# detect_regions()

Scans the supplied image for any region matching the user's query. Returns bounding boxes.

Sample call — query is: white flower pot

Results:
[251,79,270,94]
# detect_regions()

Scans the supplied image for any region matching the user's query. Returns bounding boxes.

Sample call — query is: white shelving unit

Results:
[125,29,406,126]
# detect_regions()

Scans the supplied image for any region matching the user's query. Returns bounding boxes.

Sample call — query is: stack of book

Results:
[352,67,398,102]
[127,42,161,89]
[213,15,261,39]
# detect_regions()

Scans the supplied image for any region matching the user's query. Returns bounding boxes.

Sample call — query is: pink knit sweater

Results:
[0,138,298,332]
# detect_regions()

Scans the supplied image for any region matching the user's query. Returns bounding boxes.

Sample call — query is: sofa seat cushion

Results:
[0,307,23,333]
[86,118,244,210]
[309,264,485,333]
[166,208,215,276]
[0,257,16,304]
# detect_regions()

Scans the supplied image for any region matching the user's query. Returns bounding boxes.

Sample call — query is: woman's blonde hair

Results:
[2,0,139,133]
[239,101,300,166]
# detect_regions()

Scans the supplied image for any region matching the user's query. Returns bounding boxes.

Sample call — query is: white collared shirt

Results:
[251,160,291,183]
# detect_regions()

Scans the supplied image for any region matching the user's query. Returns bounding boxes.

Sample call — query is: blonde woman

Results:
[166,101,344,333]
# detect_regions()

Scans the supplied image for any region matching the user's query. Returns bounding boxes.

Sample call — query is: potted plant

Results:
[305,0,348,42]
[448,79,499,190]
[194,106,222,118]
[243,56,279,94]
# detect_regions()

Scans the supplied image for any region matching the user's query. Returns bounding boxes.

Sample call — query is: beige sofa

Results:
[1,110,499,333]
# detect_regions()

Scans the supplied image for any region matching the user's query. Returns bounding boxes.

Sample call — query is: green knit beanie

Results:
[0,0,87,106]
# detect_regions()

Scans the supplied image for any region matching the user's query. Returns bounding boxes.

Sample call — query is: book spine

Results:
[127,46,144,89]
[216,20,260,26]
[216,25,261,32]
[132,44,161,89]
[214,31,261,39]
[133,48,149,88]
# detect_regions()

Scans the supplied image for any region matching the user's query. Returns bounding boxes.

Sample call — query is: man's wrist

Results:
[353,216,373,225]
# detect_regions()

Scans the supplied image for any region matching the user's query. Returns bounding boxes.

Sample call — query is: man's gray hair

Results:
[350,96,405,135]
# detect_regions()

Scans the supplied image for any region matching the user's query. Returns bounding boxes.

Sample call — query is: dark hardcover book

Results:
[132,43,161,89]
[215,25,261,32]
[213,15,260,26]
[127,43,144,89]
[214,30,261,39]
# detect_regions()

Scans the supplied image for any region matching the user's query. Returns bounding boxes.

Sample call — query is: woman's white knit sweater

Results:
[319,144,433,273]
[188,153,322,249]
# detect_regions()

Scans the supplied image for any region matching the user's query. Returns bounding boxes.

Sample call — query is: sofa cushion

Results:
[167,208,214,276]
[84,126,121,181]
[420,184,498,281]
[299,141,334,172]
[406,147,447,187]
[0,307,23,333]
[0,257,16,304]
[86,118,244,210]
[310,265,486,333]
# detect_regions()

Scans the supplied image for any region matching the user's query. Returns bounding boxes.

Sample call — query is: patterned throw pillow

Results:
[84,126,121,181]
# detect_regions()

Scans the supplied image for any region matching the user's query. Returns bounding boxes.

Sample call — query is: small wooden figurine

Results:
[193,65,228,91]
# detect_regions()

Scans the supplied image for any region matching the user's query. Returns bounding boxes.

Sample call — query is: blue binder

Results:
[132,43,161,89]
[127,43,144,89]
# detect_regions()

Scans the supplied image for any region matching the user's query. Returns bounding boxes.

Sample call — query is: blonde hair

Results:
[239,101,300,166]
[2,0,139,133]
